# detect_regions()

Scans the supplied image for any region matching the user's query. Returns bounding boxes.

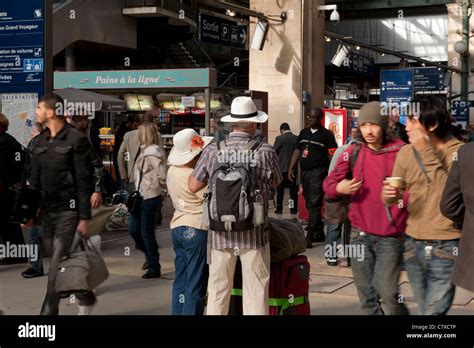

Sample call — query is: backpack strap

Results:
[412,148,432,184]
[243,139,262,152]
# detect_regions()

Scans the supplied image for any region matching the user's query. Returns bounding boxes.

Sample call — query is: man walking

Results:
[288,108,337,248]
[189,96,282,315]
[273,123,298,214]
[382,96,462,315]
[30,94,95,315]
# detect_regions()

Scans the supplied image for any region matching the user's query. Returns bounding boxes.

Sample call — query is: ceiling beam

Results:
[326,31,461,73]
[327,0,456,11]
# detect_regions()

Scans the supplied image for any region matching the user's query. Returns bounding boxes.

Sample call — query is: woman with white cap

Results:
[167,128,213,315]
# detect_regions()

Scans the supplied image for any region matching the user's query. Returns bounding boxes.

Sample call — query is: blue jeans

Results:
[128,196,161,273]
[325,223,342,258]
[403,236,458,315]
[27,224,43,273]
[350,230,408,315]
[171,226,208,315]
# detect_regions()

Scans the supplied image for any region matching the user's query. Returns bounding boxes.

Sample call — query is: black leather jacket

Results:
[30,124,93,220]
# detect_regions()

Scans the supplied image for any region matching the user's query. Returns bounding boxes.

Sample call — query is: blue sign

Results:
[54,69,217,89]
[0,0,45,96]
[414,67,444,92]
[198,13,248,50]
[380,69,413,103]
[451,100,473,123]
[343,52,375,76]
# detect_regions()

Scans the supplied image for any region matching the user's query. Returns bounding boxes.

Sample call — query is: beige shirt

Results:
[384,139,463,240]
[167,165,207,230]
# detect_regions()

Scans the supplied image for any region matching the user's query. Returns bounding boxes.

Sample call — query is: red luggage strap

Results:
[231,289,308,315]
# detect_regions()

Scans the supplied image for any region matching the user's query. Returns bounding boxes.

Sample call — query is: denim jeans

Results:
[172,226,208,315]
[27,224,44,273]
[128,196,161,273]
[350,230,408,315]
[403,236,458,315]
[325,223,342,258]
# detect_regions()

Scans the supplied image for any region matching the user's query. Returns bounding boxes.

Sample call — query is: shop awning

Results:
[54,88,127,112]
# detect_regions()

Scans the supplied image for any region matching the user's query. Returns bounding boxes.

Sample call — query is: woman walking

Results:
[128,123,167,279]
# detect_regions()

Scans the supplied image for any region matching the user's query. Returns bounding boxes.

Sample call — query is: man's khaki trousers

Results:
[206,243,270,315]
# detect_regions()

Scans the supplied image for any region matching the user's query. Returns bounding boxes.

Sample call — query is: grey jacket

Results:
[440,143,474,292]
[134,145,167,201]
[273,131,298,173]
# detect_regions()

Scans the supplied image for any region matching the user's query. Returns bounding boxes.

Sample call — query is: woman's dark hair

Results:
[355,125,397,145]
[412,96,452,140]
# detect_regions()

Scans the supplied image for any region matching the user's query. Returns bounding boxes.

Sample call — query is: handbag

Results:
[125,149,141,195]
[126,153,145,215]
[9,185,40,224]
[55,234,109,296]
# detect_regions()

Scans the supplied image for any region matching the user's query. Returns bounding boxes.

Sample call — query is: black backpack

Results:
[205,139,264,232]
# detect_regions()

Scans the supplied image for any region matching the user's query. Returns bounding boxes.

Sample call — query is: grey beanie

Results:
[358,102,389,129]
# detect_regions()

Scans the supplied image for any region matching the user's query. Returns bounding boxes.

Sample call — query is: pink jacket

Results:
[323,140,408,237]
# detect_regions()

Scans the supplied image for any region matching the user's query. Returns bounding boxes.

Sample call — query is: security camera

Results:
[330,9,340,24]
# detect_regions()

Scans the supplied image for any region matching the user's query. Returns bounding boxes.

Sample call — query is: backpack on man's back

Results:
[205,139,264,232]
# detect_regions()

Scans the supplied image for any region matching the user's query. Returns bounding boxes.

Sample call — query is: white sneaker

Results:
[78,302,96,315]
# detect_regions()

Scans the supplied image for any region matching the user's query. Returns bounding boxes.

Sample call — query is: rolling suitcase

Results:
[298,186,309,222]
[229,255,311,315]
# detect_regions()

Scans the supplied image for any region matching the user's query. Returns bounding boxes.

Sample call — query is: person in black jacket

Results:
[30,94,94,315]
[273,123,298,214]
[389,106,409,143]
[288,108,338,248]
[0,113,26,265]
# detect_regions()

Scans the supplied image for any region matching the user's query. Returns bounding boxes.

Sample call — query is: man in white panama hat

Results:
[189,96,283,315]
[167,129,213,315]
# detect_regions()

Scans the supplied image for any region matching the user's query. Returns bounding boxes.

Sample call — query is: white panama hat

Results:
[168,129,214,166]
[221,96,268,123]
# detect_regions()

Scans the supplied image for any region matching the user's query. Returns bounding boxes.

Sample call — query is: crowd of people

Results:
[0,92,472,316]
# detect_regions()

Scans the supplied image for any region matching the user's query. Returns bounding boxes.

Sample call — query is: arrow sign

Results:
[453,101,460,108]
[240,28,247,44]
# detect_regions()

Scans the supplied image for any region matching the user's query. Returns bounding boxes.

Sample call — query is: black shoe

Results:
[0,258,28,265]
[21,267,44,279]
[142,261,148,270]
[326,258,338,267]
[290,209,298,215]
[274,209,283,214]
[142,270,161,279]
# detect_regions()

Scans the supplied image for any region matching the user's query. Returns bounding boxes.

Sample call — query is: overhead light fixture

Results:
[325,36,331,42]
[355,45,360,50]
[422,63,426,67]
[251,19,269,51]
[226,9,236,17]
[331,44,350,67]
[381,52,385,56]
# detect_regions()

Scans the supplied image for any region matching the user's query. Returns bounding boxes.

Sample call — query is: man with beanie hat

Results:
[324,101,409,315]
[288,108,338,248]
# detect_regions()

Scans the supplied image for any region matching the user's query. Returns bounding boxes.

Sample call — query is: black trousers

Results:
[40,211,96,315]
[301,167,327,235]
[276,172,298,212]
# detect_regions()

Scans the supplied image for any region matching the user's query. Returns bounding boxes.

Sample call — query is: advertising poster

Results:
[323,108,347,147]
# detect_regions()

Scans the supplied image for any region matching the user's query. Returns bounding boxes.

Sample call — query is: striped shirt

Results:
[192,132,283,250]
